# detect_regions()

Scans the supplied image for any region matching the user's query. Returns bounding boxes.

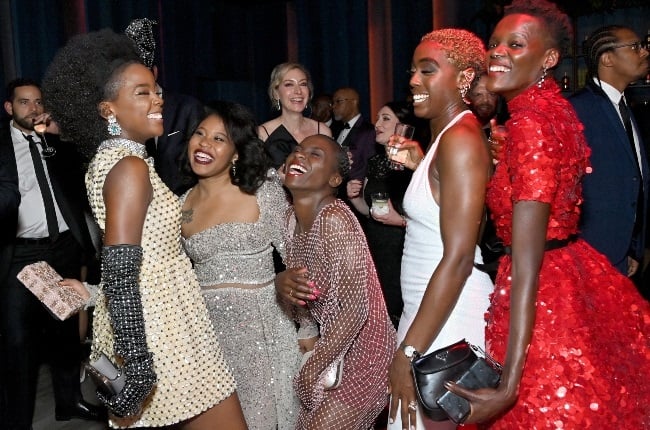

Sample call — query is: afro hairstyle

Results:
[42,29,142,160]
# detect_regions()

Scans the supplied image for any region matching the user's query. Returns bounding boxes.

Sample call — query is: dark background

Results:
[1,0,649,122]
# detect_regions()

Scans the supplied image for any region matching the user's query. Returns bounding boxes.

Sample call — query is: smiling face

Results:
[284,134,343,194]
[100,63,163,143]
[409,41,466,120]
[486,14,558,101]
[4,85,43,133]
[374,105,400,145]
[274,67,310,114]
[187,114,238,179]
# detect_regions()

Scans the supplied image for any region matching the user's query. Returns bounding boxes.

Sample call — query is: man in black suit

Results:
[0,78,104,429]
[571,26,650,278]
[126,18,204,195]
[331,87,377,181]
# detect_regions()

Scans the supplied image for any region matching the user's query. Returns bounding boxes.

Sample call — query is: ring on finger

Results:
[408,400,418,412]
[289,289,294,297]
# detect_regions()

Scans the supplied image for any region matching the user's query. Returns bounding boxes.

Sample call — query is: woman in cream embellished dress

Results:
[42,29,246,429]
[180,101,308,430]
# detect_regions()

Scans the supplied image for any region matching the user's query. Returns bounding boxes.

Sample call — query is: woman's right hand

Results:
[346,179,363,199]
[275,267,319,307]
[387,135,424,171]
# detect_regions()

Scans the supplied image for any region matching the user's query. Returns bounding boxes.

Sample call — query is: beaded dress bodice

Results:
[180,169,288,286]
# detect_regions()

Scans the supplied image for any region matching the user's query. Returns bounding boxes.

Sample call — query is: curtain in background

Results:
[5,0,557,123]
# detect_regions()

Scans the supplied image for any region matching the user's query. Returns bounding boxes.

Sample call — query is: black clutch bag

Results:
[411,339,501,423]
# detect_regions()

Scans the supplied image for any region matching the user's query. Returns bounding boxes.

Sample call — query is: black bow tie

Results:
[343,123,351,129]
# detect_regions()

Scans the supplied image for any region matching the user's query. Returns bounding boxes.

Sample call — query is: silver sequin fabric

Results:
[85,138,236,428]
[181,169,286,286]
[285,199,396,429]
[181,171,301,430]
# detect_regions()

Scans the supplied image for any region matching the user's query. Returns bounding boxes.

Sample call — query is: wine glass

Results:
[388,123,415,170]
[33,123,56,158]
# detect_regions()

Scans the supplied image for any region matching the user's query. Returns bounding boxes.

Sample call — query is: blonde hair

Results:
[267,62,314,109]
[420,29,486,78]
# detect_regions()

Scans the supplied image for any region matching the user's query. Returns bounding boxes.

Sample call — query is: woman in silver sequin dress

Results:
[277,134,396,429]
[180,101,313,430]
[42,29,247,429]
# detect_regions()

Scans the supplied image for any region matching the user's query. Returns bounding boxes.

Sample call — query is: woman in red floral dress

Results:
[448,0,650,428]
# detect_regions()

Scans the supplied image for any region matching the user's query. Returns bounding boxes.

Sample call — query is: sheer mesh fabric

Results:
[285,200,396,429]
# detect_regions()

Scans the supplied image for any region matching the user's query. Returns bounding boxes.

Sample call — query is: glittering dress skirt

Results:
[86,139,236,428]
[285,200,397,429]
[484,81,650,429]
[181,172,301,430]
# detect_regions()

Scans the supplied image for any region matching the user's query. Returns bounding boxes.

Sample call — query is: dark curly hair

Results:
[180,101,271,195]
[41,29,142,160]
[505,0,573,58]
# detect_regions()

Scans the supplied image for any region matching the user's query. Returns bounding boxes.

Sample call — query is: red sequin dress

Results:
[285,199,396,429]
[484,80,650,429]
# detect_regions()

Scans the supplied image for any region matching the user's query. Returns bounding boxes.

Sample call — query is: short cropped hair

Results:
[505,0,573,58]
[5,78,40,102]
[420,29,486,78]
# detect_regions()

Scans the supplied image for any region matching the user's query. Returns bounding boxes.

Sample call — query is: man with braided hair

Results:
[571,25,650,279]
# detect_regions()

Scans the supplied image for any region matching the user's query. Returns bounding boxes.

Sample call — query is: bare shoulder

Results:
[258,118,282,141]
[439,115,488,158]
[304,118,332,138]
[104,156,152,201]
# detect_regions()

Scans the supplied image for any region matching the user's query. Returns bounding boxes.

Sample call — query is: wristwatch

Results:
[400,343,421,361]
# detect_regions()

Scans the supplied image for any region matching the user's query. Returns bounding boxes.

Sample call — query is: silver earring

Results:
[537,67,548,89]
[460,84,470,100]
[107,114,121,136]
[231,160,237,176]
[275,99,281,111]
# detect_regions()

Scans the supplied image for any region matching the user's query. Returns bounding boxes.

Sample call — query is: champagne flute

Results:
[33,123,56,158]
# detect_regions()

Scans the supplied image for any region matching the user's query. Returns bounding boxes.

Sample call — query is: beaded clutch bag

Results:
[17,261,85,320]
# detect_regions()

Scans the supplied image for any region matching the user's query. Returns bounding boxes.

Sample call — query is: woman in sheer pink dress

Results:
[276,134,396,429]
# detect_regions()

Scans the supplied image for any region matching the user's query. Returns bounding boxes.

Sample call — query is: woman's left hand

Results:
[58,278,90,301]
[388,351,419,428]
[371,199,405,227]
[443,381,517,424]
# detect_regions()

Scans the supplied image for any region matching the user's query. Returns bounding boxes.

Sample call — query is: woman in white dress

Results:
[387,29,494,430]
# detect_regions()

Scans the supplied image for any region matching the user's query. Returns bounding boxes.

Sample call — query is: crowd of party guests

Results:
[1,1,649,429]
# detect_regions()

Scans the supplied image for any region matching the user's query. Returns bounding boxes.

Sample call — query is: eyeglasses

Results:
[612,41,647,52]
[331,98,353,106]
